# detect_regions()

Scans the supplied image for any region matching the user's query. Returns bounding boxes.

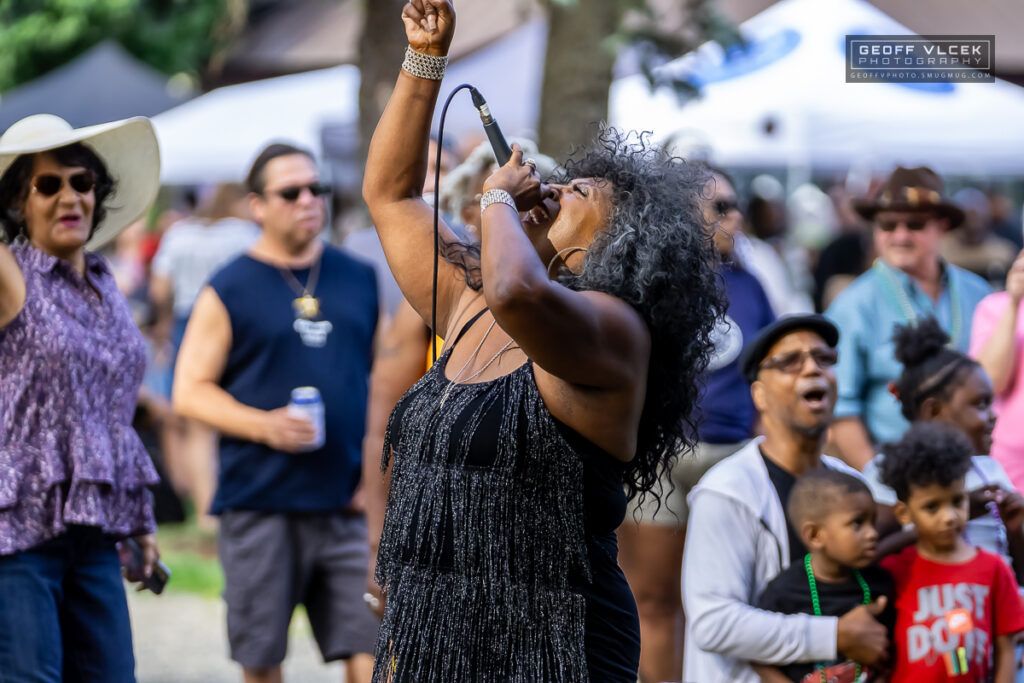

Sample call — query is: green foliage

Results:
[0,0,234,92]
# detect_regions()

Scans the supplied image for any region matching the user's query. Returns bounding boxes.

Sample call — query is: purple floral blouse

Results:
[0,243,157,555]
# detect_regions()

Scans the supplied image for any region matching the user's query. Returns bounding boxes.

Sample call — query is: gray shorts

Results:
[626,440,747,526]
[218,510,379,669]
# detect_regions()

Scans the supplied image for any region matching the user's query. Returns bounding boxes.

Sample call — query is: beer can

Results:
[288,386,326,451]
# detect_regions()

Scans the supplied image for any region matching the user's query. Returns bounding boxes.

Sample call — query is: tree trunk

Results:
[357,0,408,178]
[538,1,623,162]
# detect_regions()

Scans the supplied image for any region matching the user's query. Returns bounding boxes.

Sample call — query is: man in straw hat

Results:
[0,113,161,680]
[826,166,990,469]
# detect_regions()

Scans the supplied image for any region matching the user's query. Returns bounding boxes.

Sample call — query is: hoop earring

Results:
[547,246,588,278]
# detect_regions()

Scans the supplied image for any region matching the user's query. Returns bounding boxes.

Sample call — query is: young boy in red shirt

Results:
[880,422,1024,682]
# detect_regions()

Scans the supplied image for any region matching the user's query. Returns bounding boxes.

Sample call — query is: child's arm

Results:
[994,634,1017,683]
[751,663,795,683]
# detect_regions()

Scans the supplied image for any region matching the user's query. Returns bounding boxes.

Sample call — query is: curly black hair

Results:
[555,129,725,500]
[0,143,115,244]
[892,316,979,421]
[438,129,725,501]
[879,421,973,502]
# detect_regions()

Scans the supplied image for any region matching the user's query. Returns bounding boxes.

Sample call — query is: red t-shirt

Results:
[881,546,1024,681]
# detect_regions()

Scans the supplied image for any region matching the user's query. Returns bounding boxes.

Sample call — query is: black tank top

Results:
[373,310,640,682]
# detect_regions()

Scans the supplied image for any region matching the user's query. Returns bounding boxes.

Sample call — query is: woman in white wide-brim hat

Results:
[0,114,161,681]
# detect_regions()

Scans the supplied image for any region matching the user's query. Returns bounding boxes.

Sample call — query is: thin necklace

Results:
[439,320,515,408]
[805,553,870,683]
[872,259,962,346]
[278,250,322,319]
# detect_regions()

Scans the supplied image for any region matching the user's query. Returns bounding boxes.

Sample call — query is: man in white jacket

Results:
[682,315,890,683]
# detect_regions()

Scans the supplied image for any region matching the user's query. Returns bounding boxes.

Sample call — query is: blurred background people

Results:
[344,136,459,322]
[862,317,1024,584]
[972,250,1024,495]
[0,113,161,681]
[734,175,815,316]
[988,190,1024,250]
[826,166,991,469]
[813,182,875,312]
[941,187,1017,288]
[174,143,379,683]
[149,182,258,528]
[682,316,889,683]
[617,166,775,683]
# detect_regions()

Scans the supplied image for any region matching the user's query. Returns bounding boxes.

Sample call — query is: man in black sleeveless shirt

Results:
[174,144,379,683]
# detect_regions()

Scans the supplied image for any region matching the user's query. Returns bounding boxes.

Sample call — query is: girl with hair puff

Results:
[862,316,1024,583]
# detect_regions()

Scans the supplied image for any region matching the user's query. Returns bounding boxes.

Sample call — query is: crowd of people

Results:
[2,0,1024,682]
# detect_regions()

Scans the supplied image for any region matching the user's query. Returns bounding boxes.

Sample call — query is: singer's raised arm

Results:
[362,0,469,336]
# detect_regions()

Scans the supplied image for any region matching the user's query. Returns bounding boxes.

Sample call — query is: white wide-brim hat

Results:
[0,114,161,250]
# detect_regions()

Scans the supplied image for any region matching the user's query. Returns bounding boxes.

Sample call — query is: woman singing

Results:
[362,1,725,680]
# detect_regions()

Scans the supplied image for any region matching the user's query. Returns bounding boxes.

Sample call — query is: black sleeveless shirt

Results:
[372,310,640,682]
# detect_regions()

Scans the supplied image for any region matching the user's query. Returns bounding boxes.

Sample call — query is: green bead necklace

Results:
[804,553,871,683]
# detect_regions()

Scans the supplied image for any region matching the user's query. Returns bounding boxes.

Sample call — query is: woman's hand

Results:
[119,534,160,585]
[969,484,1001,519]
[996,488,1024,533]
[482,144,543,211]
[401,0,455,56]
[365,552,386,620]
[1007,251,1024,304]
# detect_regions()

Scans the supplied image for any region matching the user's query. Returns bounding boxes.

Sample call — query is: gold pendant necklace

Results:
[278,250,322,320]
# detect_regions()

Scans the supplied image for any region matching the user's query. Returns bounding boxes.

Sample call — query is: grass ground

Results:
[155,517,222,598]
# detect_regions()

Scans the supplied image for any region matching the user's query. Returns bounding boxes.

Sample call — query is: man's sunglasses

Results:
[714,198,739,217]
[877,217,929,232]
[268,183,331,202]
[759,348,838,374]
[31,172,96,197]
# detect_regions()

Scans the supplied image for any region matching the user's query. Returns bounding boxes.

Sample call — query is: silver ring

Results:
[524,158,537,171]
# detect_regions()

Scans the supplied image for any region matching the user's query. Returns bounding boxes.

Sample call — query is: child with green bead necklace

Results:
[754,469,894,683]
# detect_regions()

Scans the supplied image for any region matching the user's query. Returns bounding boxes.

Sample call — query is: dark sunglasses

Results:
[32,172,95,197]
[269,183,331,202]
[759,348,838,374]
[877,217,929,232]
[714,198,739,217]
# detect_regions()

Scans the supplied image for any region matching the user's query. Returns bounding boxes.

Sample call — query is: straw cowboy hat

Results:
[853,165,965,228]
[0,114,160,250]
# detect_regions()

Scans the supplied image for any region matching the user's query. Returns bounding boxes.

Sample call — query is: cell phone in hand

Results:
[122,538,171,594]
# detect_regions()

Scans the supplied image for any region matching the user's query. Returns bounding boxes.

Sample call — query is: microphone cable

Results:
[430,83,474,364]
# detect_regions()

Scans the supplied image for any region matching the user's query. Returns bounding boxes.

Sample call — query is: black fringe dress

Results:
[372,311,640,682]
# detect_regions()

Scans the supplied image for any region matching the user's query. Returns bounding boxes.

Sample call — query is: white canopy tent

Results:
[609,0,1024,175]
[152,65,359,184]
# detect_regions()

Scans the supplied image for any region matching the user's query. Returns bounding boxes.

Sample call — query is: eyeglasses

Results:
[714,198,739,217]
[31,172,96,197]
[877,217,929,232]
[759,348,838,374]
[267,183,331,202]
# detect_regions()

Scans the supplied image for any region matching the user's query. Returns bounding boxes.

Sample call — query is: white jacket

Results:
[682,437,861,683]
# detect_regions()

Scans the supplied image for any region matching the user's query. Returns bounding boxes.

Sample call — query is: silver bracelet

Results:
[480,189,517,214]
[402,46,447,81]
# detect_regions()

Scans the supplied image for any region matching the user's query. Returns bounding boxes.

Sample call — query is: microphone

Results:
[470,87,512,167]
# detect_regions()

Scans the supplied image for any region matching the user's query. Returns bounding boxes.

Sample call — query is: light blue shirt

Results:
[825,259,990,444]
